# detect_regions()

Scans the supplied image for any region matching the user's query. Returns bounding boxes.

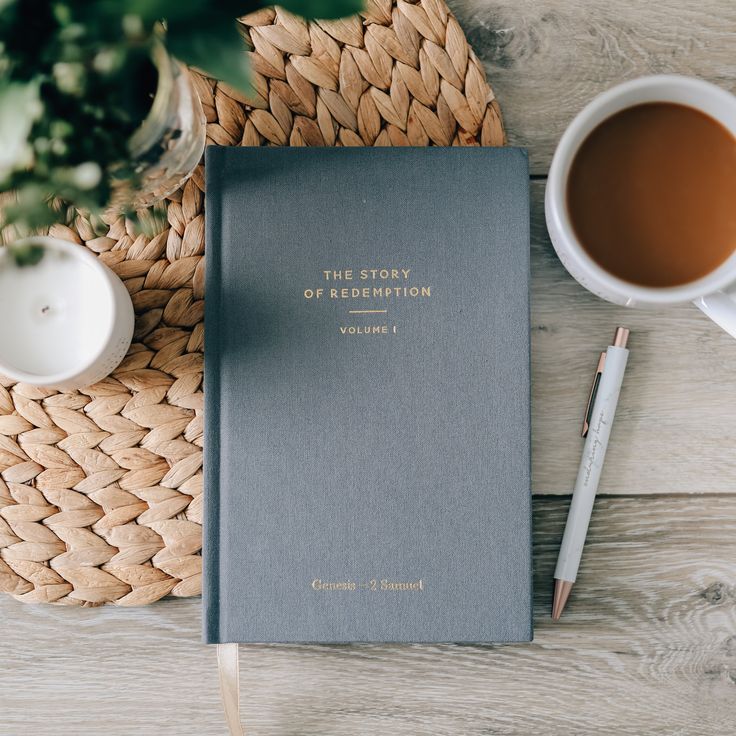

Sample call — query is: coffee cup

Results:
[545,75,736,338]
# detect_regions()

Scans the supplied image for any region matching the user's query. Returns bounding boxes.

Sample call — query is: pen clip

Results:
[582,351,606,438]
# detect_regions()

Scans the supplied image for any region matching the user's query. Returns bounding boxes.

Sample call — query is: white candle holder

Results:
[0,236,134,391]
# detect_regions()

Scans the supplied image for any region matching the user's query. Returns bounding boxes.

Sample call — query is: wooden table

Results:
[3,2,736,734]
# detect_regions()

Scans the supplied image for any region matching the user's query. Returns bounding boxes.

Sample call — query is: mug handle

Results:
[694,287,736,338]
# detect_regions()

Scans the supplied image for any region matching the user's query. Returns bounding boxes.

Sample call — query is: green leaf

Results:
[10,241,45,267]
[166,16,251,92]
[114,0,211,24]
[277,0,364,20]
[0,81,42,180]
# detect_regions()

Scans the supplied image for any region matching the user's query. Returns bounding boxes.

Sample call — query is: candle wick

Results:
[41,305,50,315]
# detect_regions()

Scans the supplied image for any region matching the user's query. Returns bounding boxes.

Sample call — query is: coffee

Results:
[567,102,736,288]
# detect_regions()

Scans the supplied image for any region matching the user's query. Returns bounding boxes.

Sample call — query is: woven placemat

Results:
[0,0,505,606]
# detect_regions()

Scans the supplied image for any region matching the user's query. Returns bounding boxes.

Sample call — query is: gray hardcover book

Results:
[204,147,532,644]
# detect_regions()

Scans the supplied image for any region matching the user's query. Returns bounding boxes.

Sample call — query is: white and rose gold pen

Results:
[552,327,630,621]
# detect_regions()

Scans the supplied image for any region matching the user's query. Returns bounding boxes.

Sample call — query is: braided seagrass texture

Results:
[0,0,505,606]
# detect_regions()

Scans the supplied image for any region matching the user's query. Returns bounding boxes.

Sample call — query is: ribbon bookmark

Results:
[217,643,245,735]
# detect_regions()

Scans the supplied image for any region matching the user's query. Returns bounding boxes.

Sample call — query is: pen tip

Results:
[552,579,574,621]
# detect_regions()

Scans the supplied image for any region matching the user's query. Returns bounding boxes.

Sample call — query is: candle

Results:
[0,236,134,390]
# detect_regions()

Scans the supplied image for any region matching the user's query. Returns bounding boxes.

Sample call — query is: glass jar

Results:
[125,42,206,208]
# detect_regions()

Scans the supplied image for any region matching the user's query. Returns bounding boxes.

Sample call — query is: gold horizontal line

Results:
[348,309,388,314]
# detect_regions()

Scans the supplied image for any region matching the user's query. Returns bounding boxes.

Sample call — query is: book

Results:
[204,146,532,644]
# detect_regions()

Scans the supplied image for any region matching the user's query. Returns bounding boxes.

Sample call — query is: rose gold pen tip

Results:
[613,327,630,348]
[552,579,574,621]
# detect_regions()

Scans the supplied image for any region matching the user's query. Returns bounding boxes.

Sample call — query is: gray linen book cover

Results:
[204,146,532,644]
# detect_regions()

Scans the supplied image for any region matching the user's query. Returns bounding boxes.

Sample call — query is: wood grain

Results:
[529,182,736,493]
[453,0,736,174]
[2,495,735,736]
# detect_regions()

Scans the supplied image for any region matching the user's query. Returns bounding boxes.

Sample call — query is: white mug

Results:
[545,75,736,338]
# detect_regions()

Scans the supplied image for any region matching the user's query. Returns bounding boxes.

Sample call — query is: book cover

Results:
[204,146,532,643]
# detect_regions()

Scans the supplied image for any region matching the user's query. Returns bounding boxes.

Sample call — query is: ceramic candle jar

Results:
[0,236,134,390]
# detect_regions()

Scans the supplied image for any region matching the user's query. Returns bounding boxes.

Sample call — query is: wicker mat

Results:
[0,0,505,606]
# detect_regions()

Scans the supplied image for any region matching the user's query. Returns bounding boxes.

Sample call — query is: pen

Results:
[552,326,630,621]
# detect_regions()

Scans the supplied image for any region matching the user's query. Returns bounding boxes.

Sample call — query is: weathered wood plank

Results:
[529,181,736,493]
[1,495,734,735]
[453,0,736,174]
